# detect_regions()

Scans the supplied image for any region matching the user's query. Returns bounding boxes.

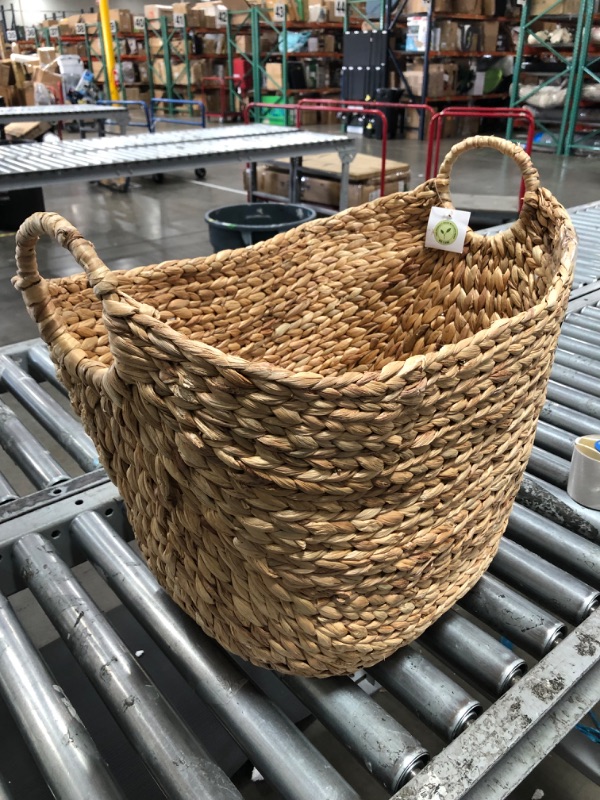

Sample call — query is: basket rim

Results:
[39,183,578,395]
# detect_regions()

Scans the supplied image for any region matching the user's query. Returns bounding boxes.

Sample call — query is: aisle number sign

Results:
[216,9,228,27]
[75,23,86,35]
[334,0,346,17]
[49,26,59,38]
[25,26,36,40]
[133,16,145,31]
[274,4,286,21]
[6,29,17,42]
[173,12,186,28]
[110,20,117,34]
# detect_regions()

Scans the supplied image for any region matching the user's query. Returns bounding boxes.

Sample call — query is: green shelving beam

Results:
[226,6,288,125]
[508,0,596,155]
[564,0,600,155]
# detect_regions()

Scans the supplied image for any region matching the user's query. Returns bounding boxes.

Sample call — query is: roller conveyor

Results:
[0,203,599,798]
[0,126,357,206]
[0,103,129,129]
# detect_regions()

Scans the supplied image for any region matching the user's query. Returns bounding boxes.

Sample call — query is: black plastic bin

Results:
[364,88,403,140]
[205,203,317,252]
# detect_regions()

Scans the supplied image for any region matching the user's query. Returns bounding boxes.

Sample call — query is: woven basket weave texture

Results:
[13,136,576,677]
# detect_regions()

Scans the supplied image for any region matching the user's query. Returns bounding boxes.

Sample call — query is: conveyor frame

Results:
[0,103,129,133]
[0,125,357,209]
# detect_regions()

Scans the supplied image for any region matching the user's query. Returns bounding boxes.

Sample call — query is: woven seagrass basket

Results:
[14,136,576,677]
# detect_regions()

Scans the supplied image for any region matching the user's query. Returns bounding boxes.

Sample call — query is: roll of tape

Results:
[567,435,600,510]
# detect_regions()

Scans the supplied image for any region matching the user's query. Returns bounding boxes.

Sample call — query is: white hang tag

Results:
[425,206,471,254]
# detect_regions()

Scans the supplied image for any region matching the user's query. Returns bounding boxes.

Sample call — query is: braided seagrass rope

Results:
[13,136,577,676]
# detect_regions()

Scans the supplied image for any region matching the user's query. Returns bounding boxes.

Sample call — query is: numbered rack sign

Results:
[216,8,228,27]
[273,4,286,21]
[110,19,117,34]
[6,29,17,42]
[173,12,185,28]
[75,22,86,36]
[49,26,59,38]
[333,0,346,17]
[133,15,145,32]
[24,26,36,40]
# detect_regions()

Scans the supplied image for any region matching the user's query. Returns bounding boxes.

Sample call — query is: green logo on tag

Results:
[433,219,458,245]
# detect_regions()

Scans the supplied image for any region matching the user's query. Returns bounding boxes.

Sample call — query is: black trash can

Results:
[205,203,317,252]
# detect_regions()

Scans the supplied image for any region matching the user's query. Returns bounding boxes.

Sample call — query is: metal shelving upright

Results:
[564,0,600,155]
[344,0,517,140]
[226,5,289,124]
[507,0,598,154]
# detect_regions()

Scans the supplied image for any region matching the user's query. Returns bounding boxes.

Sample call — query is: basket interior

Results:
[46,195,567,377]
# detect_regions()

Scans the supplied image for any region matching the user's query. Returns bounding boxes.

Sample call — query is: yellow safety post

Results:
[98,0,119,101]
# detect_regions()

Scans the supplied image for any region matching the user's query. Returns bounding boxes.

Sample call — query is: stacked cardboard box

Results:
[403,0,513,12]
[41,9,132,33]
[245,154,411,207]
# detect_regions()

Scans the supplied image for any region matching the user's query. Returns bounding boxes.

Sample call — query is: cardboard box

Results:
[255,154,411,207]
[92,60,105,82]
[481,21,499,52]
[404,62,444,97]
[171,37,191,57]
[5,120,51,141]
[196,1,229,28]
[263,0,295,22]
[235,34,253,53]
[323,34,336,51]
[0,60,13,84]
[152,58,190,86]
[265,62,284,91]
[220,0,250,9]
[110,9,133,32]
[148,37,166,56]
[144,5,173,19]
[203,33,226,54]
[58,15,81,36]
[61,43,88,59]
[32,66,60,85]
[304,174,409,206]
[405,107,455,137]
[19,81,35,105]
[125,86,151,104]
[482,0,496,14]
[458,0,481,12]
[260,31,278,52]
[0,84,16,105]
[152,58,168,86]
[444,61,459,94]
[404,0,452,11]
[325,0,346,21]
[530,0,579,13]
[308,2,327,23]
[171,2,205,25]
[79,13,98,34]
[37,47,57,66]
[436,20,460,51]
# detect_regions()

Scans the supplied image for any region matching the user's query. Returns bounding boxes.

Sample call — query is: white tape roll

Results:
[567,435,600,510]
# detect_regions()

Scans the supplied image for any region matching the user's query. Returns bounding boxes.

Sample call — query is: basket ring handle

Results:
[435,135,541,202]
[13,212,118,367]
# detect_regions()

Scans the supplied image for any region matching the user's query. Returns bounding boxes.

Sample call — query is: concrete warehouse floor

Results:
[0,128,599,799]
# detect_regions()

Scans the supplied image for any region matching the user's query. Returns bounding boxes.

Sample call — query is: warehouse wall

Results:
[15,1,148,26]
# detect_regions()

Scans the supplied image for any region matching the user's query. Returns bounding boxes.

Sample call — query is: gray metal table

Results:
[0,125,357,209]
[0,203,599,799]
[0,103,129,135]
